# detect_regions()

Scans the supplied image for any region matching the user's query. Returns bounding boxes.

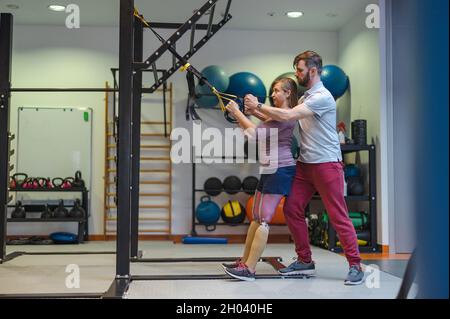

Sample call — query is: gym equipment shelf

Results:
[7,187,89,243]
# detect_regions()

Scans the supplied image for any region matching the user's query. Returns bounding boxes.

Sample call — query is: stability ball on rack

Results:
[195,65,229,108]
[226,72,267,104]
[320,65,349,99]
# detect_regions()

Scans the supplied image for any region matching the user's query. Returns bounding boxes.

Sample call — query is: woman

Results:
[222,78,298,281]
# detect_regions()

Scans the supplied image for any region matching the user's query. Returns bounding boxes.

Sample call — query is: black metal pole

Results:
[369,145,377,251]
[116,0,134,277]
[130,16,143,259]
[191,152,197,236]
[0,13,13,263]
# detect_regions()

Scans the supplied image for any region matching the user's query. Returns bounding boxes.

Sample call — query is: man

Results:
[244,50,364,285]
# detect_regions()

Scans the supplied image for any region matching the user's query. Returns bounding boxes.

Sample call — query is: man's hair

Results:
[293,50,323,75]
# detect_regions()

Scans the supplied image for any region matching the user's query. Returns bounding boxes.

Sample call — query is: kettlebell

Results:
[11,201,26,219]
[53,200,69,218]
[72,171,85,188]
[69,199,85,219]
[41,205,53,219]
[61,177,74,189]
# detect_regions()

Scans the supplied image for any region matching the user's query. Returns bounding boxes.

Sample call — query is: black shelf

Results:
[9,188,87,192]
[7,187,89,243]
[7,218,85,223]
[194,222,288,226]
[340,144,374,152]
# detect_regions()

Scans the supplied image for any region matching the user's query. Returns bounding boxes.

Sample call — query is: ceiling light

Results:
[6,4,20,9]
[286,11,304,18]
[48,4,66,12]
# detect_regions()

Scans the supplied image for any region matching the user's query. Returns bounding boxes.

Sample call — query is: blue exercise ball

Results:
[321,65,349,99]
[197,65,229,94]
[226,72,267,104]
[195,84,219,108]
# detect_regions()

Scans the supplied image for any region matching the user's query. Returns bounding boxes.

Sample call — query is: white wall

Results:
[337,1,385,245]
[8,24,338,236]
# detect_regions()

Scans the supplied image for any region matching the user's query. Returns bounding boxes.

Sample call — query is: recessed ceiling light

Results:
[6,4,20,9]
[48,4,66,12]
[286,11,304,18]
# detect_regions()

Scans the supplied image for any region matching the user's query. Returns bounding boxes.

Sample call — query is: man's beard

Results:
[298,71,310,87]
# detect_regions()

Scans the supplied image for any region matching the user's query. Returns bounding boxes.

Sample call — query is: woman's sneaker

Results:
[344,265,365,285]
[224,263,256,282]
[278,260,316,276]
[221,259,241,270]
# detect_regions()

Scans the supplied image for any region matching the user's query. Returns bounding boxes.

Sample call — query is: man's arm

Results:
[248,109,271,122]
[245,94,314,121]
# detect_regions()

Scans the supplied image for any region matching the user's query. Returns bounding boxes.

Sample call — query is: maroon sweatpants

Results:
[283,161,361,267]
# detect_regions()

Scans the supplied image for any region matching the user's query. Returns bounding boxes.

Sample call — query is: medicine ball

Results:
[242,176,259,195]
[223,176,242,194]
[204,177,223,196]
[347,176,364,196]
[196,196,221,231]
[221,200,246,224]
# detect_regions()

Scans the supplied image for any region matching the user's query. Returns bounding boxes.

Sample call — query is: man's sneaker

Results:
[224,263,256,282]
[221,259,241,270]
[278,260,316,276]
[344,265,365,285]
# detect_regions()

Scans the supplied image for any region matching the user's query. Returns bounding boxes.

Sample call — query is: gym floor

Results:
[0,242,416,298]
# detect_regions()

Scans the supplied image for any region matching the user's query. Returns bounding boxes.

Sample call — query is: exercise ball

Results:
[204,177,223,196]
[320,65,349,99]
[223,176,242,194]
[221,200,246,224]
[195,84,218,108]
[197,65,229,93]
[196,196,221,231]
[269,72,307,106]
[242,176,259,195]
[245,196,286,225]
[226,72,267,103]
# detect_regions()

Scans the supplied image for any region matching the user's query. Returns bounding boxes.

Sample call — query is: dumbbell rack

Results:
[7,186,89,243]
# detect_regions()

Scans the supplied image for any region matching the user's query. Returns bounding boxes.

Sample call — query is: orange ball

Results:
[245,195,286,225]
